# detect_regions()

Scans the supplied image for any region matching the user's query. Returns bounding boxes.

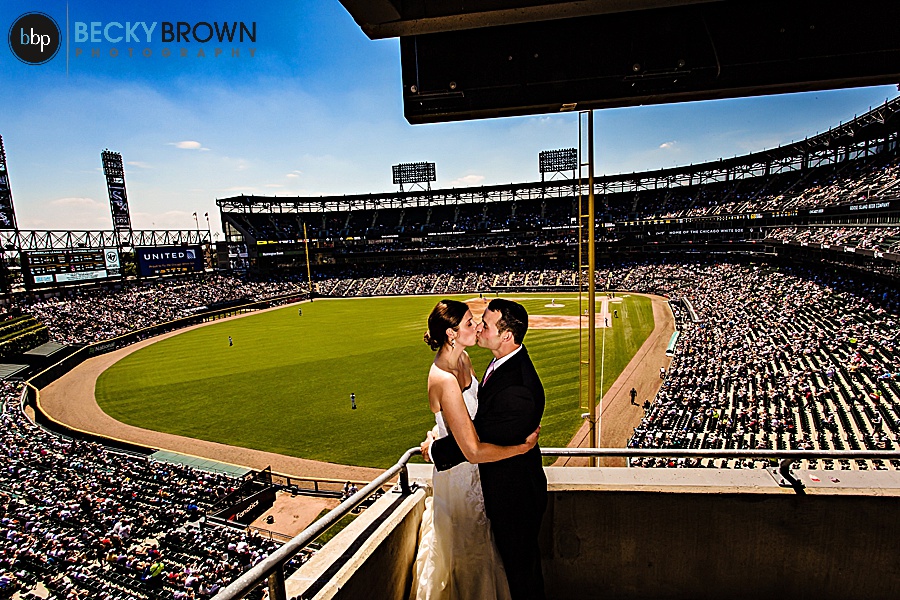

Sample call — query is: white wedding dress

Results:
[411,377,511,600]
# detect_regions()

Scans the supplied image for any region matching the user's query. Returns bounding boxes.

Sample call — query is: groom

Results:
[425,298,547,600]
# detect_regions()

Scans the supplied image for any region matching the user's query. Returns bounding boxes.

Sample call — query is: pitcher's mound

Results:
[545,303,565,308]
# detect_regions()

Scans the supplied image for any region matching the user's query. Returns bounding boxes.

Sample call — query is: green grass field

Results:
[95,293,654,469]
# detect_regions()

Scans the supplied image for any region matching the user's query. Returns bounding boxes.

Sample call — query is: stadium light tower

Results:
[539,148,577,183]
[0,135,19,232]
[392,161,436,192]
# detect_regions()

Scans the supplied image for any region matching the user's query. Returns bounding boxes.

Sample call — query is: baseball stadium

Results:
[2,2,900,600]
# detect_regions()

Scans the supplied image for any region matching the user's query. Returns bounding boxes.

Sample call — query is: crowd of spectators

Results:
[224,151,900,249]
[0,253,898,600]
[766,156,900,212]
[14,275,307,345]
[641,154,900,219]
[624,261,900,470]
[0,381,304,600]
[315,266,589,298]
[765,225,900,253]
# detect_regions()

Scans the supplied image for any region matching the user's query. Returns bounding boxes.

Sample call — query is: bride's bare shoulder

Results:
[428,363,461,412]
[428,363,457,388]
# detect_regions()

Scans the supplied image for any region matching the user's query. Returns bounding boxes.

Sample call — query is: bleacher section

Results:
[766,225,900,253]
[0,382,306,600]
[625,262,900,471]
[0,315,49,359]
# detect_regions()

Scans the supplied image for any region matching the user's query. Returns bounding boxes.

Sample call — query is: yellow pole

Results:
[303,222,314,300]
[587,111,598,467]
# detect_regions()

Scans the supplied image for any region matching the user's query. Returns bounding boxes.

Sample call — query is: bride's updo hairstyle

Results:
[424,299,468,351]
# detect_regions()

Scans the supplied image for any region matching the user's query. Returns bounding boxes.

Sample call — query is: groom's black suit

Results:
[431,345,547,600]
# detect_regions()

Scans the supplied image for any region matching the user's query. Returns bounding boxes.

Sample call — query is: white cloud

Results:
[659,141,677,150]
[18,197,110,230]
[219,186,256,193]
[264,184,284,188]
[50,197,100,207]
[169,140,209,151]
[127,161,153,169]
[450,174,486,187]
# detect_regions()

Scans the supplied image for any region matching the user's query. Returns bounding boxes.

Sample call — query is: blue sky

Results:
[1,0,897,238]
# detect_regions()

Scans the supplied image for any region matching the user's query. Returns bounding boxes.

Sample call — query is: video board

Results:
[136,245,204,277]
[23,248,121,287]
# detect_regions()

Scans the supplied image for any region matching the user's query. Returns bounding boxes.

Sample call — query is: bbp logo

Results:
[8,12,61,65]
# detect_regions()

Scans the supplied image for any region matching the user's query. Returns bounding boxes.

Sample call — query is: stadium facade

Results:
[218,97,900,280]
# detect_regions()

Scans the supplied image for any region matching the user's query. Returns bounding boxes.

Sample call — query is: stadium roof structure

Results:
[217,95,900,214]
[338,0,900,123]
[0,229,211,251]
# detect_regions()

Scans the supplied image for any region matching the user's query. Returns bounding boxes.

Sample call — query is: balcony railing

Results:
[212,446,899,600]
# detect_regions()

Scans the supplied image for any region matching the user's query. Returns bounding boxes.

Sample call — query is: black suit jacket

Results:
[431,345,546,520]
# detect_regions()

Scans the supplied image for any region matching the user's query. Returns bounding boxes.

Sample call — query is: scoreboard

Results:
[23,248,121,287]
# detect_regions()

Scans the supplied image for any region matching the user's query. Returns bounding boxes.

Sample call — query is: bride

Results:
[411,299,538,600]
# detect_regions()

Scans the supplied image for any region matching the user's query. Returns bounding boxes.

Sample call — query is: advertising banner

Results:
[108,183,132,229]
[102,150,132,231]
[213,488,276,525]
[137,245,204,277]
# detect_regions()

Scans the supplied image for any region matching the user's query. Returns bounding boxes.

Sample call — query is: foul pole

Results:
[303,222,314,299]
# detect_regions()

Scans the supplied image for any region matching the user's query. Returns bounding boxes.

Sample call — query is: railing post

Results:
[778,457,806,494]
[400,464,411,494]
[267,564,287,600]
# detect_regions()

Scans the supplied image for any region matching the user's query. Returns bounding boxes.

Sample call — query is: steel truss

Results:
[0,230,212,251]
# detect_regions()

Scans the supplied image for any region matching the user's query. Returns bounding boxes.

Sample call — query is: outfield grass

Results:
[96,293,654,469]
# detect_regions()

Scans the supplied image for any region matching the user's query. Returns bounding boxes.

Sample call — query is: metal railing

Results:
[212,446,899,600]
[541,447,899,492]
[213,446,419,600]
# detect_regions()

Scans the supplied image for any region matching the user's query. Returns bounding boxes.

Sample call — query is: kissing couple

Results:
[412,298,547,600]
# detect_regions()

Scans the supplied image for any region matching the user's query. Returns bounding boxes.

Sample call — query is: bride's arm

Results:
[434,377,538,464]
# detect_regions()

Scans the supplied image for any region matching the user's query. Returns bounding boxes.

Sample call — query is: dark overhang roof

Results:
[339,0,900,123]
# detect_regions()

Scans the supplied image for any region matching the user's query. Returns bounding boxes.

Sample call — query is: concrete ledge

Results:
[541,467,900,599]
[293,466,900,600]
[285,487,427,600]
[546,465,900,495]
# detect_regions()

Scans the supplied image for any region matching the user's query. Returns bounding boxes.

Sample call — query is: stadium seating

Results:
[17,275,308,345]
[0,381,306,600]
[0,315,49,359]
[222,152,900,254]
[625,261,900,471]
